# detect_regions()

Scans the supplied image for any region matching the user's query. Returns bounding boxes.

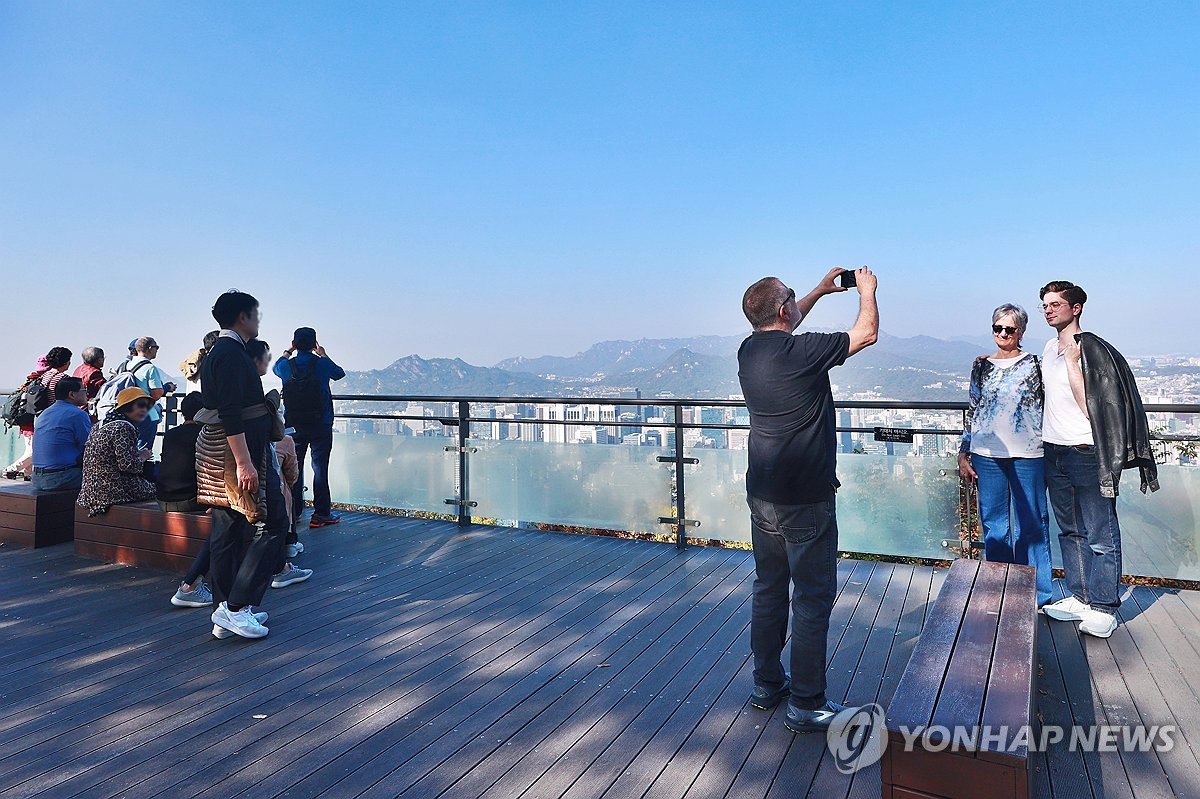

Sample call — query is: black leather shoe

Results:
[748,676,790,710]
[783,700,849,733]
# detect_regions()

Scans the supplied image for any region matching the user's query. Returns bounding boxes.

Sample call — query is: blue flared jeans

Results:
[973,454,1054,607]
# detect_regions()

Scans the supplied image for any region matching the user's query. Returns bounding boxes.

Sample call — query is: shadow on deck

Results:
[0,512,1197,798]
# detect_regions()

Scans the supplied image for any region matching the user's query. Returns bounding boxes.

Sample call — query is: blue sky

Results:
[2,1,1197,384]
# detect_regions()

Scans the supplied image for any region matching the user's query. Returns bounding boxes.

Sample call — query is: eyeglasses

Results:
[1041,301,1068,311]
[992,325,1019,336]
[779,288,796,316]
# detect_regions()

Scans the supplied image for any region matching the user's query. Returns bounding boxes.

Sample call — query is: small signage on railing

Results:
[873,426,915,443]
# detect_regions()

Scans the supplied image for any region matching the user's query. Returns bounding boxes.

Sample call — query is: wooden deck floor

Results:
[1,512,1198,798]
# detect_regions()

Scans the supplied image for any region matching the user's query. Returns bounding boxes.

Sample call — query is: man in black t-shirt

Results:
[738,267,879,733]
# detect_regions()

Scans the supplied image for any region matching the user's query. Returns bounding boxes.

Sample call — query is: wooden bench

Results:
[0,483,78,548]
[74,501,212,573]
[883,558,1038,799]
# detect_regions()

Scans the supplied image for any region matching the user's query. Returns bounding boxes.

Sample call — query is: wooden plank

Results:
[978,563,1037,767]
[0,518,605,797]
[2,511,1197,799]
[1033,614,1094,799]
[0,485,78,514]
[885,558,979,735]
[128,539,692,799]
[808,563,915,799]
[306,549,746,799]
[887,744,1020,799]
[459,559,754,799]
[0,508,74,534]
[73,524,205,559]
[705,559,871,799]
[1043,587,1136,799]
[73,502,213,538]
[72,539,193,574]
[927,560,1007,742]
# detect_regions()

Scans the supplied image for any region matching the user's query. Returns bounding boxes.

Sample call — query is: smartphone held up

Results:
[838,269,856,289]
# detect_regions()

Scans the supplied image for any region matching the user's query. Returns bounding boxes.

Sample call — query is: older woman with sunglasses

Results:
[958,303,1053,607]
[78,386,157,516]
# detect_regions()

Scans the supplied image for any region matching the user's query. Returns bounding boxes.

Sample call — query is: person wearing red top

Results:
[72,347,107,420]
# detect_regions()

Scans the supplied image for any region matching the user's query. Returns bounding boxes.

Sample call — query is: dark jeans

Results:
[32,466,82,492]
[1044,442,1123,611]
[973,455,1054,607]
[207,451,291,610]
[748,493,838,711]
[291,423,334,518]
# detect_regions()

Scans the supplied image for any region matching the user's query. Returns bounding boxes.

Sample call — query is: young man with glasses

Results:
[1039,280,1157,638]
[737,267,879,733]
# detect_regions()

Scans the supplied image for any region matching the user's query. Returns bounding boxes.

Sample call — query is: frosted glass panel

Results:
[1048,464,1200,581]
[471,440,673,533]
[684,448,749,542]
[835,455,960,558]
[685,449,958,558]
[1,426,24,470]
[314,432,455,514]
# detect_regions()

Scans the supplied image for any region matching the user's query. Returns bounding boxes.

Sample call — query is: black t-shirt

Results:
[200,336,265,437]
[738,330,850,504]
[156,423,203,502]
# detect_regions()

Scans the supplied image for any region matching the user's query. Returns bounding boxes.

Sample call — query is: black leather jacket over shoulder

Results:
[1078,332,1159,498]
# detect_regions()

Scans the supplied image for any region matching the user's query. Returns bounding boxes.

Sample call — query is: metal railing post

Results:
[673,411,687,549]
[657,402,699,549]
[457,400,471,526]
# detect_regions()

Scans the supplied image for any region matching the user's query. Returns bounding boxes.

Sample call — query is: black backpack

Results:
[2,377,50,429]
[282,358,324,426]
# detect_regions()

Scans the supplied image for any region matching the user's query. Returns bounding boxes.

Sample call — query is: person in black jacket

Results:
[199,290,291,640]
[1038,280,1155,640]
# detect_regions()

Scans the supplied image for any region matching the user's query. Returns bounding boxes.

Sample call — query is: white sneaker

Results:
[1043,595,1091,622]
[211,609,267,639]
[210,601,269,638]
[1079,609,1118,638]
[286,541,305,558]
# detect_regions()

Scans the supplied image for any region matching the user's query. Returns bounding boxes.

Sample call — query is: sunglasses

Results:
[132,401,152,410]
[778,288,796,316]
[992,325,1019,336]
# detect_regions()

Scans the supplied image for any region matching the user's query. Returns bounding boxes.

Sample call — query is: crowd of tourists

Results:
[2,290,346,640]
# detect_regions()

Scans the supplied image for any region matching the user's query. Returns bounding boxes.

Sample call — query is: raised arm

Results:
[846,267,879,356]
[795,268,849,322]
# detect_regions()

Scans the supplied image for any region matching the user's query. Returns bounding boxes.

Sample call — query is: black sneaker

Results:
[749,676,791,710]
[784,700,850,733]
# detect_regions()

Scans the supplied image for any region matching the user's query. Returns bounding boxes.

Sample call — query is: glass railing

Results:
[141,394,1200,581]
[1,424,25,471]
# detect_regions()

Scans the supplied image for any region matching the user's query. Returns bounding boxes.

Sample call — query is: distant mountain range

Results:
[338,331,994,402]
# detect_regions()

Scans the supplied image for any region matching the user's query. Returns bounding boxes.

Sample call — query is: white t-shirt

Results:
[1041,337,1093,446]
